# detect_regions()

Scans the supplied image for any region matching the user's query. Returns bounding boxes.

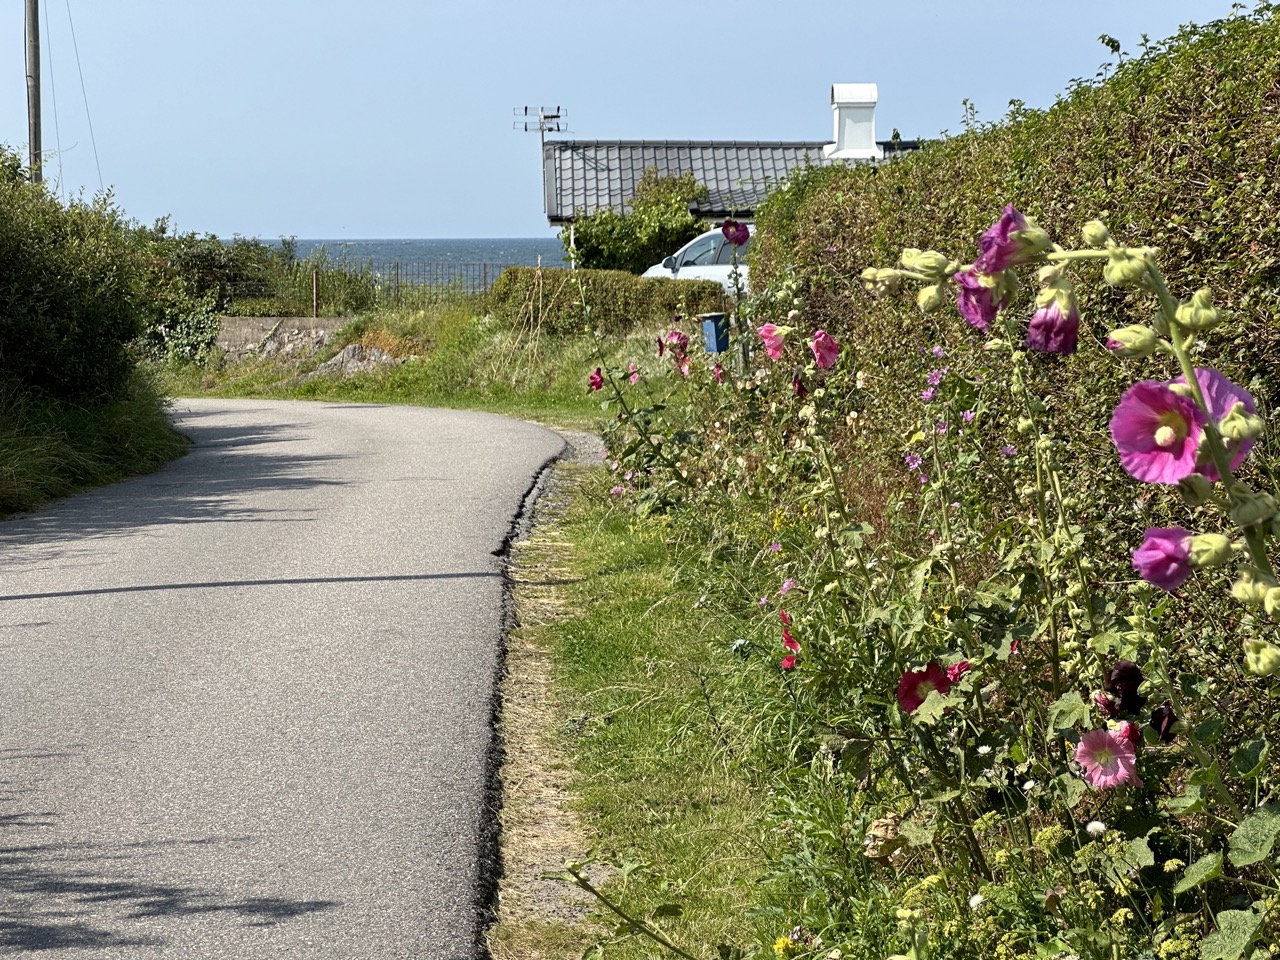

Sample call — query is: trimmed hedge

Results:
[487,265,725,335]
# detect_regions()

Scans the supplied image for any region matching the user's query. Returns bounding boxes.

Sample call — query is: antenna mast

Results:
[513,106,567,214]
[25,0,42,182]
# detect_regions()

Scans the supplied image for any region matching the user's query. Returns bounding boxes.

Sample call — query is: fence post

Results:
[394,262,401,305]
[482,263,489,290]
[312,270,318,319]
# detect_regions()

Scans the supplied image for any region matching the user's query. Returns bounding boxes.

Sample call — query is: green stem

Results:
[566,868,703,960]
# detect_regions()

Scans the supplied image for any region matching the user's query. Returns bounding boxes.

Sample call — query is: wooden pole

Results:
[312,270,318,318]
[25,0,42,183]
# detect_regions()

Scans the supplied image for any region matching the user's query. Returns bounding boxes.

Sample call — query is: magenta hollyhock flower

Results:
[712,363,724,384]
[1026,300,1080,355]
[665,330,690,355]
[757,323,787,360]
[1132,526,1193,591]
[1095,691,1119,718]
[1075,729,1142,789]
[588,367,604,391]
[1172,367,1258,481]
[721,219,750,247]
[782,627,800,653]
[1000,444,1017,457]
[1117,720,1143,745]
[973,204,1030,275]
[920,388,936,402]
[810,330,840,368]
[779,609,792,626]
[780,654,797,670]
[768,542,782,553]
[897,663,952,713]
[954,270,1001,330]
[946,660,971,683]
[1109,381,1205,484]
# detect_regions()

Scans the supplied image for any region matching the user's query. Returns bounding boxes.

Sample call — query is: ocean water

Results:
[289,237,567,267]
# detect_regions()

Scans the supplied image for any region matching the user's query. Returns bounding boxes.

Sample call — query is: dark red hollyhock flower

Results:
[721,219,750,247]
[1151,702,1178,742]
[1104,660,1147,716]
[791,375,808,398]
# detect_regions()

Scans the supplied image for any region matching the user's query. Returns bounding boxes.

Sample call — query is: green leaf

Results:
[1053,772,1086,811]
[911,690,959,725]
[1230,739,1269,780]
[1199,908,1262,960]
[898,819,937,847]
[1228,806,1280,867]
[1127,836,1156,870]
[1046,692,1090,737]
[1195,717,1226,745]
[1173,851,1223,895]
[650,903,683,919]
[1165,783,1206,815]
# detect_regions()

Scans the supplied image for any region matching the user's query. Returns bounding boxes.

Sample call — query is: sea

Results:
[288,237,568,267]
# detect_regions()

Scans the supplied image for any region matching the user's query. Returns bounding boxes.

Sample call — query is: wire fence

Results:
[224,260,519,317]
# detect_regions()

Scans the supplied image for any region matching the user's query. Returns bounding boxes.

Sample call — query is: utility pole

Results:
[25,0,42,182]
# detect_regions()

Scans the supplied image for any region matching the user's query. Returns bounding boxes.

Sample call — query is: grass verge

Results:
[490,460,779,960]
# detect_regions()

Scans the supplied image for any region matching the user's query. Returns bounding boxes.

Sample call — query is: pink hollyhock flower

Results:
[721,219,750,247]
[954,270,1002,330]
[946,661,971,683]
[1075,729,1142,789]
[712,363,724,384]
[1172,367,1257,481]
[1109,381,1205,483]
[779,609,792,626]
[1094,692,1119,718]
[973,204,1030,275]
[757,323,787,360]
[588,367,604,391]
[665,330,689,357]
[810,330,840,368]
[792,375,808,399]
[628,362,640,385]
[1117,720,1143,745]
[1026,300,1080,355]
[679,358,691,378]
[897,663,952,713]
[782,627,800,653]
[1132,526,1193,591]
[780,654,797,670]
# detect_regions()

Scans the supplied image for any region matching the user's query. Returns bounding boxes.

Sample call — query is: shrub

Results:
[487,265,725,335]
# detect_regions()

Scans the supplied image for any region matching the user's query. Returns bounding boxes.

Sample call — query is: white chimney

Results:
[823,83,883,161]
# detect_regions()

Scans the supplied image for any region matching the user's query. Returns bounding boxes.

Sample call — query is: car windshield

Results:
[679,234,720,267]
[715,236,749,264]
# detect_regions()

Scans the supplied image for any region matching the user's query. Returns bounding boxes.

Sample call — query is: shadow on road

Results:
[0,418,350,550]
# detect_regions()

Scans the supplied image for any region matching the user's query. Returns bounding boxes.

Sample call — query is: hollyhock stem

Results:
[1144,258,1276,580]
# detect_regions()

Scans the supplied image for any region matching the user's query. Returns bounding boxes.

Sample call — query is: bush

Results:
[487,265,725,335]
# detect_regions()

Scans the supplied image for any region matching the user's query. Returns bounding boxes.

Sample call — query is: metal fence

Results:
[364,261,515,294]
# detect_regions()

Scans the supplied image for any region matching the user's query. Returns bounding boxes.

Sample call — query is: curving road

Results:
[0,399,565,959]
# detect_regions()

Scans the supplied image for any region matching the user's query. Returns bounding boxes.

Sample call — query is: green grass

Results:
[493,467,782,960]
[0,370,190,517]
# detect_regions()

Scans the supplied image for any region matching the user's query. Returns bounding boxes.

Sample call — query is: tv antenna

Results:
[513,105,567,149]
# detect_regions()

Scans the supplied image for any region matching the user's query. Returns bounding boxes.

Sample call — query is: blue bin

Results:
[701,313,729,353]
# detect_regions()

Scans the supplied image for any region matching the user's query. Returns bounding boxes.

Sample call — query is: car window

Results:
[679,234,720,267]
[715,235,749,264]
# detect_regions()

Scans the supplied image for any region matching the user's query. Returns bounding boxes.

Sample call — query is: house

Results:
[542,84,918,225]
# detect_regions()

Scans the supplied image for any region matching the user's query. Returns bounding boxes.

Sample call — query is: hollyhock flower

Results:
[1105,660,1147,715]
[1075,728,1143,789]
[927,367,949,386]
[665,330,690,356]
[758,595,769,607]
[1151,703,1178,742]
[588,367,604,391]
[904,453,924,472]
[679,358,691,378]
[780,654,797,670]
[757,323,788,360]
[791,375,808,398]
[932,345,946,359]
[1172,367,1258,481]
[712,363,724,384]
[1025,299,1080,355]
[973,204,1031,275]
[782,627,800,653]
[721,219,750,247]
[897,663,951,713]
[779,609,792,626]
[1109,380,1205,484]
[1117,720,1143,745]
[946,660,971,683]
[1094,692,1119,718]
[810,330,839,368]
[1132,526,1193,591]
[954,269,1001,330]
[628,362,640,385]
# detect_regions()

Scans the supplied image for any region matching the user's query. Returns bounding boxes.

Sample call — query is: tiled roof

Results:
[542,140,824,224]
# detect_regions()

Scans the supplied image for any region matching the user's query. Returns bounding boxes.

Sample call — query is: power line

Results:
[43,0,63,194]
[64,0,101,192]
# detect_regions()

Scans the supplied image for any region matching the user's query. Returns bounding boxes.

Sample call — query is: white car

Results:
[642,226,752,293]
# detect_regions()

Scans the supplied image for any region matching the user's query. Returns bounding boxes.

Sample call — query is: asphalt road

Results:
[0,399,565,959]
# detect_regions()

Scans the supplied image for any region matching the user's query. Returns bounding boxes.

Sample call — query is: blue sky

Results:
[1,1,1246,240]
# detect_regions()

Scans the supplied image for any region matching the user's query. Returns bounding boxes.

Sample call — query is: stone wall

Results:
[216,317,343,360]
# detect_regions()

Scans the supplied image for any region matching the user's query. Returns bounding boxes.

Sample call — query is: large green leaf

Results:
[1046,692,1090,737]
[1227,806,1280,867]
[1173,851,1222,895]
[1198,908,1262,960]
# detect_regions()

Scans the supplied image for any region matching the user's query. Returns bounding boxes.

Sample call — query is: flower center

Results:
[918,680,936,697]
[1093,746,1115,768]
[1154,411,1189,449]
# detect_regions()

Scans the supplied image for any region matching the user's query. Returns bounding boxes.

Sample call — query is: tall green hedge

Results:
[487,266,725,335]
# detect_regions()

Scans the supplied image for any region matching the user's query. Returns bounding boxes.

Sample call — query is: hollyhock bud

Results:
[1243,639,1280,677]
[917,284,947,314]
[588,367,604,391]
[1230,568,1273,606]
[1187,533,1233,568]
[1150,703,1179,743]
[1177,473,1214,507]
[903,250,955,282]
[1264,587,1280,618]
[861,267,902,296]
[1230,487,1277,528]
[973,205,1050,274]
[1026,298,1080,355]
[1219,402,1265,443]
[1082,220,1111,248]
[1103,250,1150,289]
[1174,288,1221,331]
[791,375,808,398]
[1105,325,1160,359]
